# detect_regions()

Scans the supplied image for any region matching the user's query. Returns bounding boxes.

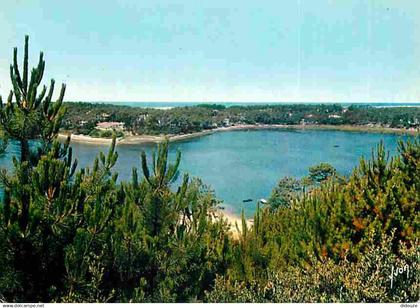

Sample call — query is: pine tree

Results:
[0,36,73,302]
[0,35,66,163]
[0,35,68,258]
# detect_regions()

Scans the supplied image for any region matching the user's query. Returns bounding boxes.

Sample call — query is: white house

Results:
[96,121,125,131]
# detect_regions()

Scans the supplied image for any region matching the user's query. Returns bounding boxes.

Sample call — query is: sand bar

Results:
[59,124,418,146]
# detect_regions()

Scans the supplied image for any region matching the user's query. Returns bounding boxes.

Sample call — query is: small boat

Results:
[333,145,340,148]
[242,198,253,203]
[259,198,268,204]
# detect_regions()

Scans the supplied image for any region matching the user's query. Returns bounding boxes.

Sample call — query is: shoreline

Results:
[217,210,252,239]
[59,124,419,145]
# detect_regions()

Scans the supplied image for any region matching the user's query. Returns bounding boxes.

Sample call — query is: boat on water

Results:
[242,198,253,203]
[259,198,268,204]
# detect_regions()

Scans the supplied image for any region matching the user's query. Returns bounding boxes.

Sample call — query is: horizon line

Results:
[63,100,420,104]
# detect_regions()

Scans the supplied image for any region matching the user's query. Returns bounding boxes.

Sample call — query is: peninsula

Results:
[60,102,420,144]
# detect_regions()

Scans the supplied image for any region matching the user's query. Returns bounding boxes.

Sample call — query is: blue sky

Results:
[0,0,419,102]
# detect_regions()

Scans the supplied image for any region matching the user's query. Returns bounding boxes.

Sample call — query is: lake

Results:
[0,129,410,217]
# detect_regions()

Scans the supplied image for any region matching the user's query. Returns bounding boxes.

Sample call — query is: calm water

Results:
[0,129,409,216]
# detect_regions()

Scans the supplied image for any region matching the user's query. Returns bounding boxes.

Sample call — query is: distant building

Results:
[223,118,231,126]
[137,114,148,121]
[328,114,342,119]
[96,121,125,131]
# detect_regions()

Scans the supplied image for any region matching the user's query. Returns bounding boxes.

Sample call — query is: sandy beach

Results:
[58,133,125,145]
[59,124,418,146]
[216,210,252,239]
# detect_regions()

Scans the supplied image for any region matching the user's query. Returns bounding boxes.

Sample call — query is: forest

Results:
[62,101,420,137]
[0,37,418,303]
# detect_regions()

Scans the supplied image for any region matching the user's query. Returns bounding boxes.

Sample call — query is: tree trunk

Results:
[18,138,30,231]
[20,138,30,163]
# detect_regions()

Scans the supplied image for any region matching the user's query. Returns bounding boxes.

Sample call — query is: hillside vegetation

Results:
[62,101,420,136]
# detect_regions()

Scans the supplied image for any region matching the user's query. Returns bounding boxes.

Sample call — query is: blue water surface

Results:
[0,129,410,217]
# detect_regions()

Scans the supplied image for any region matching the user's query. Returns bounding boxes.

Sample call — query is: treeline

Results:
[62,102,420,136]
[0,37,418,303]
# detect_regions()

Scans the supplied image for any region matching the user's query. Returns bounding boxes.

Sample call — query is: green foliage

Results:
[268,177,302,209]
[268,163,342,210]
[0,136,231,302]
[307,162,337,184]
[206,232,419,303]
[0,36,66,162]
[57,141,232,302]
[62,101,420,137]
[196,104,227,110]
[0,37,69,301]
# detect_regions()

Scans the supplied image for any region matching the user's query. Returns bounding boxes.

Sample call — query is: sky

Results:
[0,0,419,103]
